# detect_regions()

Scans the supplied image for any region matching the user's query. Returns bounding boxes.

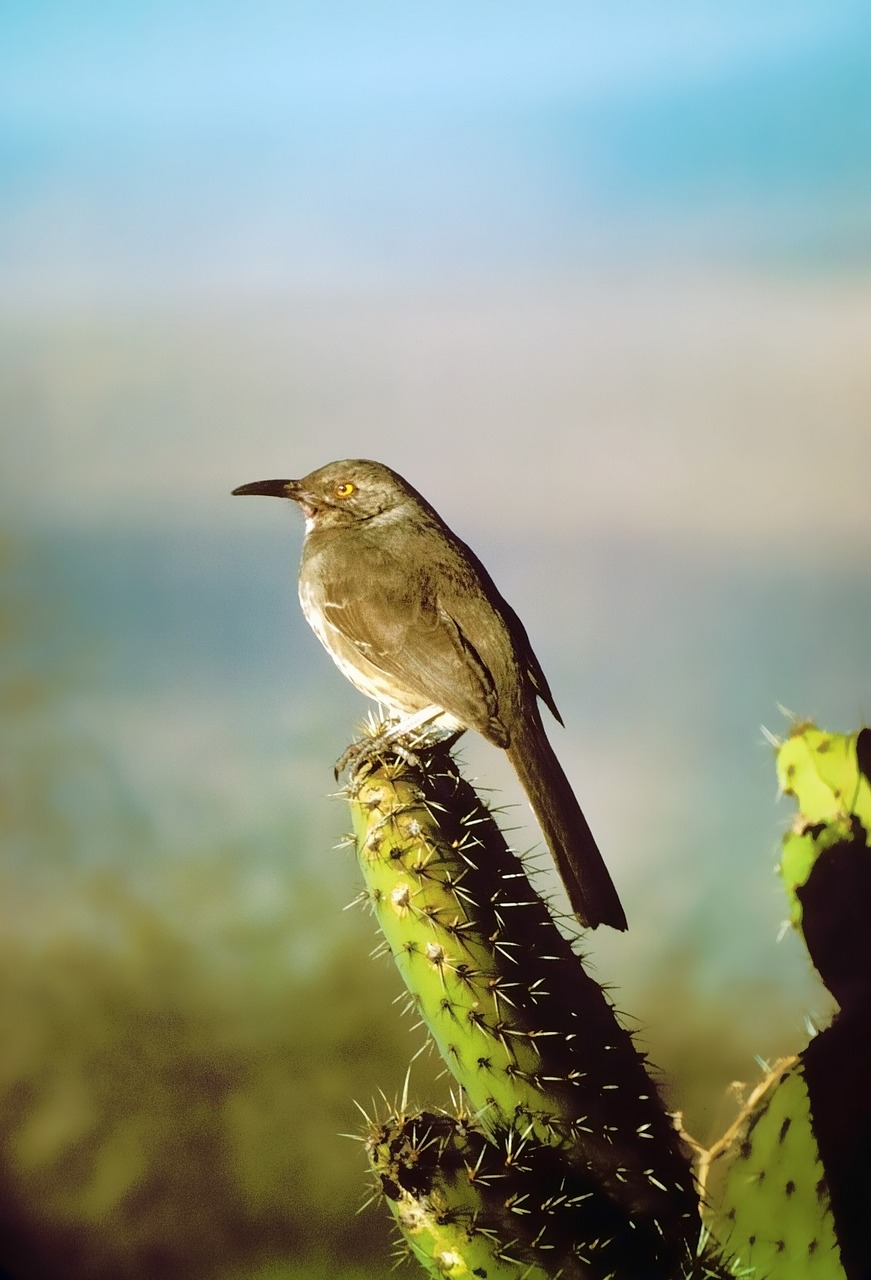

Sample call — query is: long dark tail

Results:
[505,711,628,931]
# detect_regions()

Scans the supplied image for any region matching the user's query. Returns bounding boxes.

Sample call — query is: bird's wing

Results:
[316,541,507,742]
[497,598,563,726]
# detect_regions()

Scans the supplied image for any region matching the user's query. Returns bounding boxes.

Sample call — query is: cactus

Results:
[776,724,871,1008]
[698,720,871,1279]
[347,742,702,1277]
[698,1057,840,1277]
[365,1106,558,1280]
[367,1105,736,1280]
[772,722,871,1278]
[337,721,870,1278]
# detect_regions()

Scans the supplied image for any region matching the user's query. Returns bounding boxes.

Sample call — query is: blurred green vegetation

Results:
[0,861,436,1279]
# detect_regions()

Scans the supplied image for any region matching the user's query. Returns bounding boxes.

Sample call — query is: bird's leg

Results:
[335,706,460,780]
[384,705,446,739]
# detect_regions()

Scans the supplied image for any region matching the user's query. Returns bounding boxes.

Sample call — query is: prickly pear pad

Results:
[777,725,871,930]
[776,723,871,1004]
[347,744,698,1274]
[366,1108,554,1280]
[367,1106,735,1280]
[701,1059,840,1280]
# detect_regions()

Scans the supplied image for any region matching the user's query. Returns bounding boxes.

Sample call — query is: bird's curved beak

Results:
[232,478,299,499]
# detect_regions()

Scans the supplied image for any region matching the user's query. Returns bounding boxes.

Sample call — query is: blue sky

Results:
[1,3,849,103]
[3,2,871,552]
[2,2,860,111]
[2,2,871,302]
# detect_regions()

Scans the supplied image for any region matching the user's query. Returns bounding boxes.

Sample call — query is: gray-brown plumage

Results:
[233,459,627,931]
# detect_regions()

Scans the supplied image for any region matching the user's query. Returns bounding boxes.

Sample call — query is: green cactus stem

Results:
[699,1057,841,1279]
[342,720,871,1279]
[776,723,871,1009]
[801,1013,871,1280]
[776,725,871,831]
[347,741,698,1275]
[367,1105,736,1280]
[776,722,871,930]
[697,721,871,1278]
[772,721,871,1276]
[366,1106,605,1280]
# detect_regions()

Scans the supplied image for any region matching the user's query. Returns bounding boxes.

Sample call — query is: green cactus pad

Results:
[347,743,698,1274]
[763,721,871,1273]
[701,1058,841,1279]
[367,1108,555,1280]
[776,724,871,1006]
[776,724,871,831]
[367,1107,734,1280]
[802,1014,871,1279]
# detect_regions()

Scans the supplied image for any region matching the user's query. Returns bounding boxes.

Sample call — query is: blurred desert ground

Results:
[2,4,871,1278]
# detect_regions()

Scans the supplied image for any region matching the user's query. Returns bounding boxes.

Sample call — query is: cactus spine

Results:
[348,743,699,1276]
[698,721,871,1279]
[341,721,870,1278]
[699,1057,839,1277]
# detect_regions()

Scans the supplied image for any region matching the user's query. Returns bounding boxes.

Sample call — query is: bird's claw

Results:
[335,722,467,783]
[334,732,422,782]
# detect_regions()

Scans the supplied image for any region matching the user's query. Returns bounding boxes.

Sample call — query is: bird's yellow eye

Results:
[334,482,356,498]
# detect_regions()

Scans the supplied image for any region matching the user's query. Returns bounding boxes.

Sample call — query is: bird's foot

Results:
[335,721,466,783]
[334,730,420,782]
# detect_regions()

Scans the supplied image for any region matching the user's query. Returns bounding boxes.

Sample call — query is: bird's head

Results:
[232,459,415,529]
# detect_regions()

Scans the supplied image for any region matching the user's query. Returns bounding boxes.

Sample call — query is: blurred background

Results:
[2,2,870,1276]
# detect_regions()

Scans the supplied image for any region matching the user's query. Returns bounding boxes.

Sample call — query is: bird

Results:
[232,459,627,931]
